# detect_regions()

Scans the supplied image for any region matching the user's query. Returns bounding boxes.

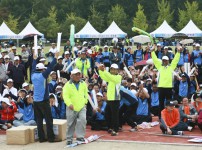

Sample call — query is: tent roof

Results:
[18,22,43,39]
[75,21,100,38]
[0,22,18,39]
[178,20,202,37]
[101,21,127,38]
[150,20,176,38]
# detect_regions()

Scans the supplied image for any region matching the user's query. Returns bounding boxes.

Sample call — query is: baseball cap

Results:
[1,98,11,106]
[7,78,13,83]
[36,63,47,70]
[12,46,16,49]
[110,63,119,69]
[83,41,88,46]
[39,58,46,62]
[193,92,201,100]
[162,56,169,60]
[22,82,29,88]
[21,44,25,47]
[50,71,56,75]
[4,55,10,59]
[157,43,161,46]
[104,45,108,48]
[195,44,200,47]
[14,56,20,61]
[164,46,168,49]
[131,83,137,87]
[57,56,63,60]
[65,51,70,55]
[96,92,103,97]
[165,100,175,106]
[71,68,81,74]
[51,43,56,45]
[181,73,186,77]
[87,49,92,54]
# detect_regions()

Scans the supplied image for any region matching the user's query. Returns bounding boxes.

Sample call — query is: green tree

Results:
[60,13,86,38]
[133,4,148,31]
[156,0,174,27]
[88,5,104,32]
[177,1,202,30]
[37,6,59,38]
[107,4,128,31]
[5,14,19,33]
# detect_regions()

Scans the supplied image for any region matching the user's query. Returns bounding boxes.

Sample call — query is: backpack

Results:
[198,109,202,124]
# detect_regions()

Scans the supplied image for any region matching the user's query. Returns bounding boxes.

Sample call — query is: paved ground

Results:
[0,135,202,150]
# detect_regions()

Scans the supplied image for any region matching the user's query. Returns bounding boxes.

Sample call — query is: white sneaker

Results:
[130,128,137,132]
[188,126,193,132]
[2,125,7,130]
[177,131,184,135]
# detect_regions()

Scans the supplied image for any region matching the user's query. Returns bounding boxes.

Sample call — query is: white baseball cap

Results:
[162,56,169,60]
[164,46,168,49]
[7,78,13,83]
[50,71,56,75]
[110,64,119,69]
[14,56,20,61]
[21,44,25,47]
[71,68,81,74]
[56,85,62,89]
[22,82,29,88]
[4,55,10,59]
[12,46,16,49]
[96,92,103,97]
[37,46,42,49]
[195,43,200,47]
[87,49,92,54]
[83,41,88,46]
[104,45,108,48]
[57,56,63,60]
[157,43,161,46]
[131,83,137,87]
[39,58,46,62]
[1,98,11,106]
[36,63,47,70]
[65,51,70,55]
[147,78,152,81]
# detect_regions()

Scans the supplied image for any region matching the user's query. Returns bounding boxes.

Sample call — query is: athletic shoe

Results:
[177,131,184,135]
[111,131,118,136]
[188,126,193,132]
[130,127,138,132]
[76,138,85,142]
[108,129,113,134]
[66,141,73,145]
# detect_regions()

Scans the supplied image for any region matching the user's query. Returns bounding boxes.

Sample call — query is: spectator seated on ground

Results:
[0,97,17,129]
[49,93,60,119]
[160,100,189,135]
[192,92,202,113]
[2,79,17,100]
[179,97,198,131]
[91,92,107,131]
[125,82,152,132]
[13,95,36,127]
[55,85,66,119]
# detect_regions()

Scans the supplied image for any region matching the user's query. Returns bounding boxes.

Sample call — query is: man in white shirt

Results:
[49,43,58,54]
[2,79,17,99]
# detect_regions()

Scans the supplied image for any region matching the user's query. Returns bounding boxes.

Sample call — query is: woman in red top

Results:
[0,97,17,129]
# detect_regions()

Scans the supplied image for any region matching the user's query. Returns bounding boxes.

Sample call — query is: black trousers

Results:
[160,121,188,135]
[151,106,159,116]
[158,88,173,118]
[105,100,120,132]
[34,100,55,142]
[125,114,152,127]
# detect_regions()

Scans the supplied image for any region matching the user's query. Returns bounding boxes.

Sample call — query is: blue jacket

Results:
[48,80,57,93]
[151,91,159,107]
[51,105,60,119]
[95,101,106,121]
[136,98,149,116]
[17,100,35,122]
[31,58,57,102]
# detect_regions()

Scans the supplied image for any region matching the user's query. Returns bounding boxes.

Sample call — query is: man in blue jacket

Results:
[31,51,60,143]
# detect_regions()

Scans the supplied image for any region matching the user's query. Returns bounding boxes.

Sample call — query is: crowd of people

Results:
[0,39,202,145]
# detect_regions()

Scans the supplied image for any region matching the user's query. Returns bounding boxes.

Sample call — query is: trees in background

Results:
[0,0,202,38]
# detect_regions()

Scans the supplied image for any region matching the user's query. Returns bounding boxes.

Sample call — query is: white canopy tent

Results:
[100,21,127,38]
[178,20,202,37]
[74,21,100,38]
[150,20,176,38]
[0,22,18,39]
[18,22,44,39]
